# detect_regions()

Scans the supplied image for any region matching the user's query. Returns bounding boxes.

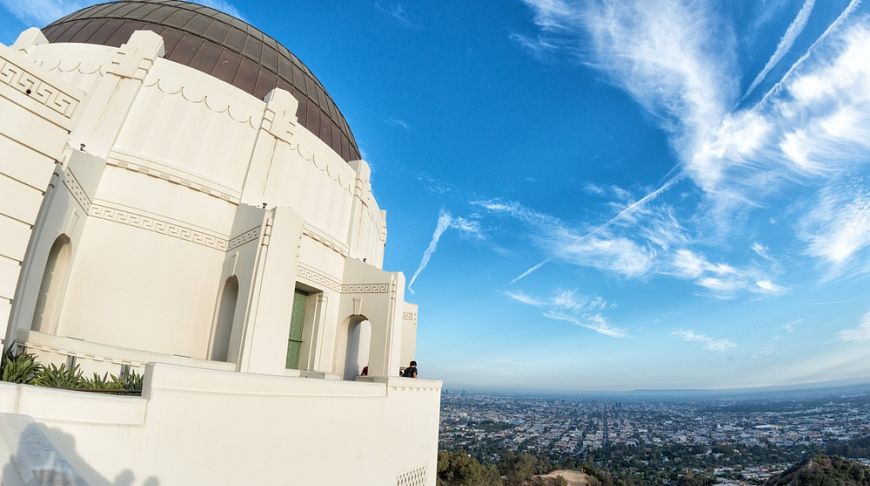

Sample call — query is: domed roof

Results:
[43,0,361,162]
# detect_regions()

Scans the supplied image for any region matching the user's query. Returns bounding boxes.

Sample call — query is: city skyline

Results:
[2,0,868,391]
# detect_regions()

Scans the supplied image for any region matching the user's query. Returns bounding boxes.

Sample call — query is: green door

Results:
[286,289,309,369]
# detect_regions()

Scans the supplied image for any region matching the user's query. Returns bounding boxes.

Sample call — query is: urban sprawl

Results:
[439,390,870,483]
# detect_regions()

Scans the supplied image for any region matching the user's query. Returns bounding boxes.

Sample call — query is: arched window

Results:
[32,235,72,334]
[343,318,371,379]
[211,276,238,362]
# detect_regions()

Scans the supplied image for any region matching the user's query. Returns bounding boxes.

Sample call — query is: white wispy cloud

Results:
[196,0,244,20]
[759,0,862,105]
[577,0,737,187]
[408,209,483,294]
[837,309,870,342]
[477,195,787,298]
[742,0,815,100]
[668,248,786,298]
[375,0,417,29]
[751,242,771,259]
[506,258,549,286]
[799,180,870,275]
[506,289,627,338]
[416,174,451,195]
[783,318,802,333]
[386,117,411,131]
[474,198,662,278]
[516,0,870,283]
[671,329,736,352]
[0,0,90,25]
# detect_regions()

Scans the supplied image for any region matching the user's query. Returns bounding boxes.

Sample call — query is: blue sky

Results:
[2,0,869,392]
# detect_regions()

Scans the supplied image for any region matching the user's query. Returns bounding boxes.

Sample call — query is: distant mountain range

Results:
[763,455,870,485]
[447,379,870,401]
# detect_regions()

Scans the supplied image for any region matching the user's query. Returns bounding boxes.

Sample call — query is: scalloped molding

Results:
[142,76,261,128]
[38,59,105,77]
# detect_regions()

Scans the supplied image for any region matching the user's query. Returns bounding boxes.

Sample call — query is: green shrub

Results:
[34,363,84,389]
[0,349,43,384]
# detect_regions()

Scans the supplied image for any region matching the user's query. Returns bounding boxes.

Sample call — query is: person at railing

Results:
[401,360,418,378]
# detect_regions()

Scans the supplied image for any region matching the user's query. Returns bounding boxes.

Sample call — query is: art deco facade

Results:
[0,1,439,484]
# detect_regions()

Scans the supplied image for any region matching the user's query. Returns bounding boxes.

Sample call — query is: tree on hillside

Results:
[437,450,501,486]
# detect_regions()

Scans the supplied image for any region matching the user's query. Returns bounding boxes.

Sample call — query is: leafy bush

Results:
[0,349,43,384]
[34,363,84,389]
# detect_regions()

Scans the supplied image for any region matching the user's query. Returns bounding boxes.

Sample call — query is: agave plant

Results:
[34,363,84,389]
[81,372,124,391]
[116,370,144,393]
[0,349,43,384]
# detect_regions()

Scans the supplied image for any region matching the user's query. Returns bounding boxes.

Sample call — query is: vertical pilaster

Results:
[68,30,164,158]
[239,88,298,206]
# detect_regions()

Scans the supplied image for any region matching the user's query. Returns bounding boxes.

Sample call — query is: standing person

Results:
[402,360,418,378]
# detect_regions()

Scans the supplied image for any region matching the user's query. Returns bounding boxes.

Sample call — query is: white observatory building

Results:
[0,0,441,484]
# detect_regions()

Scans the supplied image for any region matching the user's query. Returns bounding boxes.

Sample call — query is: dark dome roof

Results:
[43,0,361,162]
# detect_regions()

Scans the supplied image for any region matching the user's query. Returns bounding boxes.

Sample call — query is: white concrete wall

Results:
[0,32,84,343]
[0,364,442,486]
[401,302,419,367]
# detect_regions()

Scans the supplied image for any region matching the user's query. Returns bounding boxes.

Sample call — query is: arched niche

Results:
[336,315,372,380]
[210,276,239,362]
[32,234,72,335]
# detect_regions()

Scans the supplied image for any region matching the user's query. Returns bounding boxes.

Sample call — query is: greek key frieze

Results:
[89,204,229,251]
[296,264,342,292]
[0,56,79,118]
[341,283,391,294]
[227,227,261,251]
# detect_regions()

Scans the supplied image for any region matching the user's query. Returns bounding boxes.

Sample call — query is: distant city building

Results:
[0,1,440,484]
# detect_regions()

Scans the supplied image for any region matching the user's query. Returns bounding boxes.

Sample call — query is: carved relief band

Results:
[0,56,80,118]
[89,204,229,251]
[63,172,91,212]
[297,264,342,293]
[227,227,260,251]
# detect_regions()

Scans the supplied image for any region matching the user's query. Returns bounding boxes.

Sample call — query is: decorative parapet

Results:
[261,88,298,144]
[10,27,47,54]
[356,376,442,394]
[17,329,234,375]
[106,30,165,80]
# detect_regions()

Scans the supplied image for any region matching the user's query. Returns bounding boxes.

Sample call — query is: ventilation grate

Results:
[396,465,427,486]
